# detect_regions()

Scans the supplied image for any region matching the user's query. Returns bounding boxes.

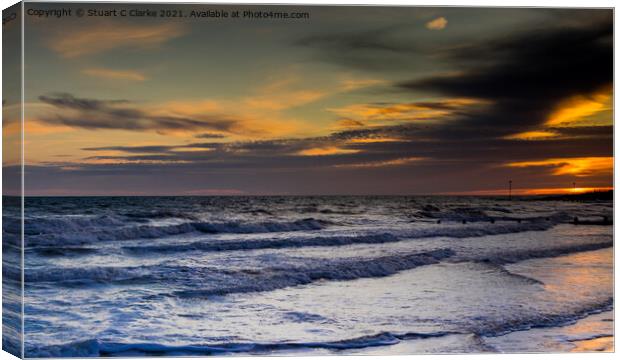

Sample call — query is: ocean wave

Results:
[29,246,99,257]
[2,216,22,235]
[23,216,126,235]
[172,249,454,298]
[472,241,614,265]
[25,266,146,284]
[36,300,613,357]
[42,221,558,257]
[414,208,573,223]
[26,240,611,290]
[121,233,400,255]
[282,311,334,323]
[476,298,614,338]
[173,241,608,297]
[26,330,458,357]
[123,222,555,256]
[25,249,454,296]
[392,221,555,239]
[121,210,198,221]
[25,218,330,246]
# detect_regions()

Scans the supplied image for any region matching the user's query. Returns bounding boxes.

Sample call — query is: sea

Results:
[1,196,614,357]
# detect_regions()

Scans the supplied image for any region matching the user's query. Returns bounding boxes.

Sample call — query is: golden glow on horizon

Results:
[506,157,613,177]
[443,186,613,196]
[523,186,614,195]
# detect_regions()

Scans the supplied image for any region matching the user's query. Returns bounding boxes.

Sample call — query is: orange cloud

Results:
[50,23,186,58]
[82,68,147,81]
[297,147,360,156]
[337,118,366,128]
[173,147,215,153]
[329,98,483,124]
[547,88,611,126]
[426,17,448,30]
[505,157,613,177]
[154,99,304,139]
[504,130,559,141]
[346,137,401,144]
[157,74,330,138]
[244,90,325,111]
[24,120,74,135]
[243,76,327,111]
[4,102,76,136]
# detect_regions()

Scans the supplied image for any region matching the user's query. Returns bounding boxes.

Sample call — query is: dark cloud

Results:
[195,132,226,139]
[299,10,612,140]
[398,17,612,137]
[77,122,611,166]
[550,126,613,138]
[38,93,238,133]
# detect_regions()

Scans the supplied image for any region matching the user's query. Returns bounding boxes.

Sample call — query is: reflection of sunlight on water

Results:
[485,248,613,353]
[506,248,612,308]
[571,336,613,352]
[482,310,613,353]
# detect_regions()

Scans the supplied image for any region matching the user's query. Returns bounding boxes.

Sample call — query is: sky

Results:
[2,3,614,196]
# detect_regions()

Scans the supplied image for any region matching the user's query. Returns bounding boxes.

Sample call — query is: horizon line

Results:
[3,190,613,198]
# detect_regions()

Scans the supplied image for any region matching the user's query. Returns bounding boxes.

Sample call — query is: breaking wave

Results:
[25,218,330,246]
[476,298,614,337]
[34,221,558,256]
[26,297,613,357]
[25,249,455,297]
[26,330,458,357]
[121,233,401,254]
[472,241,614,265]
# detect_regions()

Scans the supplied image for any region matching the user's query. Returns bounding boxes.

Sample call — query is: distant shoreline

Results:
[2,191,613,200]
[534,190,613,201]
